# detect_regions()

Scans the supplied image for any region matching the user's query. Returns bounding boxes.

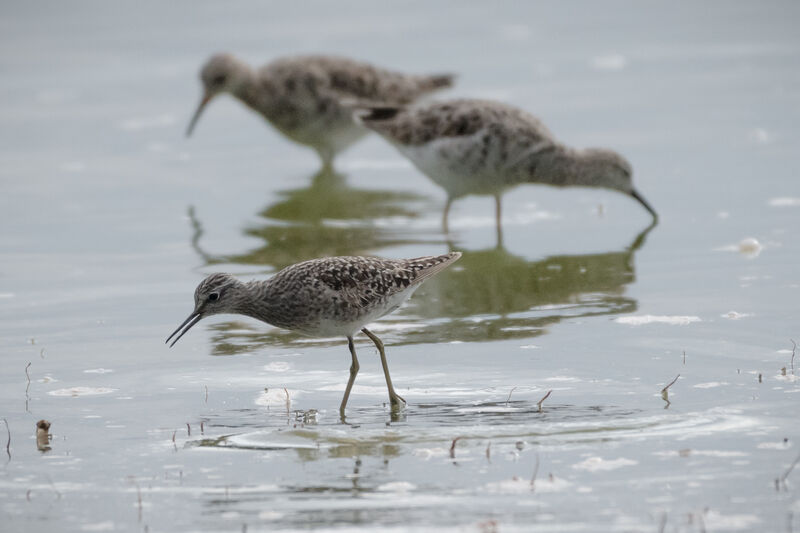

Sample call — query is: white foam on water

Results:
[48,387,117,397]
[377,481,417,492]
[749,127,771,144]
[722,311,751,320]
[255,388,300,406]
[80,522,115,532]
[591,54,628,71]
[703,510,760,530]
[768,197,800,207]
[486,475,571,493]
[715,238,762,258]
[757,441,791,450]
[262,361,291,372]
[412,447,450,460]
[615,315,701,326]
[571,456,637,472]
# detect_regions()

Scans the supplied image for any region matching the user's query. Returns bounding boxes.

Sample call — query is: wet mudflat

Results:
[1,1,799,531]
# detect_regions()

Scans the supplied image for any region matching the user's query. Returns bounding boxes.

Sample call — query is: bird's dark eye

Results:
[211,75,226,86]
[208,293,219,302]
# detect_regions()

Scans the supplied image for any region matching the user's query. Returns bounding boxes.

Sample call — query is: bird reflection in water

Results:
[190,167,434,272]
[187,172,655,353]
[402,221,655,344]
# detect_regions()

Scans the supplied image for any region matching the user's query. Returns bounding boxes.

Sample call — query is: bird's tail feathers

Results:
[421,73,456,91]
[407,252,462,285]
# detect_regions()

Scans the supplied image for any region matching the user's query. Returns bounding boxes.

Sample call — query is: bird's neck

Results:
[522,147,603,188]
[235,280,289,329]
[230,68,263,113]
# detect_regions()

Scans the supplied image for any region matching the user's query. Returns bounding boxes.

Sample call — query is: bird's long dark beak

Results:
[166,311,203,347]
[186,93,212,137]
[631,189,658,220]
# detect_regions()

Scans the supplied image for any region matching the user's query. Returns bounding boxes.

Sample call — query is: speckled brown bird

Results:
[359,99,657,241]
[167,252,461,416]
[187,54,455,168]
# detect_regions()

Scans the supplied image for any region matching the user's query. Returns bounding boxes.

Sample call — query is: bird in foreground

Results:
[187,54,455,168]
[359,99,657,241]
[167,253,461,416]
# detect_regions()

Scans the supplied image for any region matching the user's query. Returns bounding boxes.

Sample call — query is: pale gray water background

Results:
[1,2,799,532]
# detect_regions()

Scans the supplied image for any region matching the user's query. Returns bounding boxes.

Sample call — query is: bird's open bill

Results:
[186,93,213,137]
[631,189,658,220]
[166,311,202,347]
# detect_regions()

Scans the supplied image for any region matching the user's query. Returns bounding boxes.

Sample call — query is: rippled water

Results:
[2,1,799,532]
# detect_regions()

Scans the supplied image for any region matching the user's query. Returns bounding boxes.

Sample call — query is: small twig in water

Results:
[200,421,204,434]
[204,385,208,403]
[758,373,762,383]
[530,453,540,491]
[536,390,552,413]
[186,423,191,436]
[284,388,290,414]
[658,512,667,533]
[449,437,461,459]
[682,350,686,365]
[777,452,800,491]
[505,387,517,406]
[3,418,10,460]
[25,362,31,394]
[661,374,680,404]
[791,339,797,375]
[127,479,143,522]
[171,430,176,443]
[45,474,61,499]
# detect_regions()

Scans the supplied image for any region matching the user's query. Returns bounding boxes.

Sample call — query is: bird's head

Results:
[166,273,241,347]
[186,53,250,136]
[583,148,657,219]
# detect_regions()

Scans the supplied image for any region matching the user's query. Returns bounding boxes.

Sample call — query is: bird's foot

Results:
[389,392,407,409]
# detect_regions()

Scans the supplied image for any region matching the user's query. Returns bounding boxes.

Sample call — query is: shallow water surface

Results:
[1,1,799,532]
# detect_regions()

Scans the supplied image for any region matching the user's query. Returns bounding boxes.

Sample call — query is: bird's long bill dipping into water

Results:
[167,253,461,417]
[186,53,455,168]
[358,99,658,240]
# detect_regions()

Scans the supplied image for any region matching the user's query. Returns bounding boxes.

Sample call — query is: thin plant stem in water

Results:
[505,386,517,406]
[661,374,680,408]
[449,437,461,459]
[791,339,796,375]
[536,390,552,413]
[777,452,800,491]
[530,453,540,491]
[658,512,667,533]
[3,418,9,461]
